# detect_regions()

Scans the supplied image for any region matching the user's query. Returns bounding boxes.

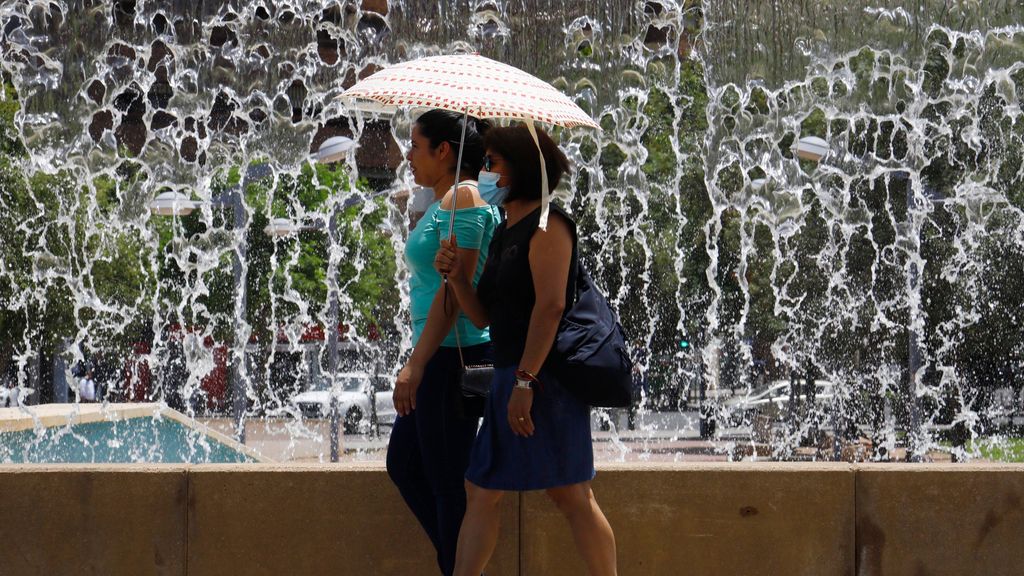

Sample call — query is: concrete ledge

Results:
[523,463,855,575]
[187,464,518,576]
[0,465,187,576]
[1,463,1022,575]
[856,464,1024,576]
[0,403,165,433]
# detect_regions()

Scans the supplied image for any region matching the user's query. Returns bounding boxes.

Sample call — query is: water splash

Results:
[1,0,1022,464]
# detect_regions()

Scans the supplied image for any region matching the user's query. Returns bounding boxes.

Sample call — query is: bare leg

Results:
[546,482,617,576]
[453,481,505,576]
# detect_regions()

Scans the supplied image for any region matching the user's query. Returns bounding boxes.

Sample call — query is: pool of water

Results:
[1,416,256,464]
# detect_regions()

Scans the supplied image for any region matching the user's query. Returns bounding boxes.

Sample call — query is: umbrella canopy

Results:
[338,54,599,231]
[338,54,599,130]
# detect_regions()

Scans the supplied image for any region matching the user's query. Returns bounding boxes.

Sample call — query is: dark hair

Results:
[483,124,570,203]
[414,109,491,176]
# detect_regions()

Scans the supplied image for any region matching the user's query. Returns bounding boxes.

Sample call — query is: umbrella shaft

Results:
[447,108,470,241]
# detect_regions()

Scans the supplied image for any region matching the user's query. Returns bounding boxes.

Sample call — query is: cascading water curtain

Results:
[699,1,1024,460]
[1,0,1021,463]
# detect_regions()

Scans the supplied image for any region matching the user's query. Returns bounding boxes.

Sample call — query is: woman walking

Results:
[435,124,618,576]
[387,109,502,576]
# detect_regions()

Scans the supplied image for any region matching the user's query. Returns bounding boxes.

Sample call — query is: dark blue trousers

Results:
[387,343,491,576]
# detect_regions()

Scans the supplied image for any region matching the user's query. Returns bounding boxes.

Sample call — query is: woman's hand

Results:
[393,361,424,417]
[434,236,463,281]
[507,388,535,437]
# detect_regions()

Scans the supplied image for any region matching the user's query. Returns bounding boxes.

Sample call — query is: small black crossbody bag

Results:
[452,287,493,398]
[450,286,492,423]
[458,362,494,398]
[435,204,495,400]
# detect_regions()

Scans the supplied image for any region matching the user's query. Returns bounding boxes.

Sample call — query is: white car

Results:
[291,372,396,434]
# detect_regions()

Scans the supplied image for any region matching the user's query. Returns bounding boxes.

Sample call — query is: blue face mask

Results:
[478,170,509,205]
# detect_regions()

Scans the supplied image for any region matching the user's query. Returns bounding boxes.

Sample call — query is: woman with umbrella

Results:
[435,124,618,576]
[386,109,502,576]
[340,53,608,573]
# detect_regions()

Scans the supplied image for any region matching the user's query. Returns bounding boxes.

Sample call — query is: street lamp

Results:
[149,190,198,216]
[792,135,830,162]
[892,173,1007,460]
[266,208,347,460]
[148,166,271,444]
[263,217,301,237]
[317,134,358,461]
[316,135,359,164]
[787,137,848,456]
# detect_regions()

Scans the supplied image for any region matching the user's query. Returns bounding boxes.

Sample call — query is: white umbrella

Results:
[338,53,598,231]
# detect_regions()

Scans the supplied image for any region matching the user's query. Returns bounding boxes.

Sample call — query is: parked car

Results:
[290,372,396,434]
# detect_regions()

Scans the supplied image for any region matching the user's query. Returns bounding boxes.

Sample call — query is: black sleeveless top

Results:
[477,203,577,367]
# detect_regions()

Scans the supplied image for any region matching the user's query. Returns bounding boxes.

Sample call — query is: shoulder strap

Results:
[453,302,466,368]
[545,203,579,311]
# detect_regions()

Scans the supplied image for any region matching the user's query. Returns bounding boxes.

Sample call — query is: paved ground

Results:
[198,409,952,464]
[1,402,949,464]
[197,409,730,463]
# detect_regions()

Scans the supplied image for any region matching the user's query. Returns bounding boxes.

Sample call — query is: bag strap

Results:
[568,241,581,310]
[557,204,581,312]
[436,204,472,370]
[452,295,466,369]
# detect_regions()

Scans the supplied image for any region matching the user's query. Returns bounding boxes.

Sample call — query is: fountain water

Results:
[1,1,1022,463]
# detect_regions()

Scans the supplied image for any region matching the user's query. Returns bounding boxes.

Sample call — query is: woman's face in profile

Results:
[484,151,511,188]
[406,124,448,188]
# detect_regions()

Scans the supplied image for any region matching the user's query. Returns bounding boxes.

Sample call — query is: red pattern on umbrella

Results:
[338,54,598,129]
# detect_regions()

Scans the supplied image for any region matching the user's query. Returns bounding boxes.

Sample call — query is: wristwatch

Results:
[514,377,535,391]
[514,368,539,391]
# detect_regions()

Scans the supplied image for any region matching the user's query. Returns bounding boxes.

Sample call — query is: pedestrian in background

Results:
[78,369,97,403]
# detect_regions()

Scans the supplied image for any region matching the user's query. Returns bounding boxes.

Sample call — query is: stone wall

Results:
[1,463,1021,575]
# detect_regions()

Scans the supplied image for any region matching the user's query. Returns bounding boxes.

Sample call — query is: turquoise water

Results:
[0,418,255,464]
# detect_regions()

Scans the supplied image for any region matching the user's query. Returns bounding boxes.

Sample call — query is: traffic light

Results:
[679,339,690,350]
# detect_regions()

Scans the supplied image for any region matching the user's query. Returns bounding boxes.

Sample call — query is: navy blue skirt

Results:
[465,366,595,491]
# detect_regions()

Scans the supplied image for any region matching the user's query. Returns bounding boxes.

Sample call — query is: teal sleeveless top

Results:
[405,185,502,347]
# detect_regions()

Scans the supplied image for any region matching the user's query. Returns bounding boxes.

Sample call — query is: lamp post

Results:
[149,165,271,443]
[271,187,395,458]
[884,170,924,461]
[892,171,984,461]
[264,134,359,461]
[790,135,844,457]
[319,136,357,462]
[228,188,248,444]
[266,208,342,461]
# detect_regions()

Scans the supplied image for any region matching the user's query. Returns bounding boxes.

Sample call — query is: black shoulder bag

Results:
[548,239,636,408]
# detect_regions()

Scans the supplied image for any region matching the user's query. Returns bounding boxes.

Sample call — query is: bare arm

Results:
[517,214,572,375]
[439,183,491,328]
[393,245,480,416]
[507,213,573,437]
[436,236,490,329]
[410,246,481,367]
